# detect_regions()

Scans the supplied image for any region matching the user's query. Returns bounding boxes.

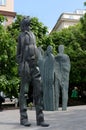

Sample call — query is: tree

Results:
[0,16,20,97]
[84,1,86,6]
[49,22,86,89]
[30,17,48,46]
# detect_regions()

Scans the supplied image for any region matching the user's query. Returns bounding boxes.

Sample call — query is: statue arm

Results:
[67,56,71,71]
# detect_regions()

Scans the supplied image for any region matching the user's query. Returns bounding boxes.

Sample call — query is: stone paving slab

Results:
[0,105,86,130]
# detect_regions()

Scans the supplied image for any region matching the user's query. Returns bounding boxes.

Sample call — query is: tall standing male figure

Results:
[16,16,49,127]
[55,45,71,110]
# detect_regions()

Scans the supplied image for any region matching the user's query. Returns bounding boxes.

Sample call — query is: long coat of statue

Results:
[43,46,55,111]
[55,45,71,110]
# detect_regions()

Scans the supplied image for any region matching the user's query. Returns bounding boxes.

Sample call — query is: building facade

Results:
[0,0,16,26]
[51,10,86,33]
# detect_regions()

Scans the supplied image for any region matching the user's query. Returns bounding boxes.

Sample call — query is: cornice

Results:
[0,10,16,17]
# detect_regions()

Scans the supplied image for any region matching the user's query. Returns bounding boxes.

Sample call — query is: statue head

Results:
[47,45,53,54]
[20,16,31,31]
[58,45,64,54]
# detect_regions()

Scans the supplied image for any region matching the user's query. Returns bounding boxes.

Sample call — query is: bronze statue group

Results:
[16,16,71,127]
[40,45,71,111]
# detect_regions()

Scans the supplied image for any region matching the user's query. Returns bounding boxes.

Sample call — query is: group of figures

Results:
[38,45,71,111]
[16,16,70,127]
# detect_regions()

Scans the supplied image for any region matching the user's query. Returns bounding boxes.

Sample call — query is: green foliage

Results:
[84,1,86,6]
[0,17,20,97]
[80,13,86,35]
[50,16,86,88]
[7,15,23,41]
[30,17,48,46]
[0,15,6,24]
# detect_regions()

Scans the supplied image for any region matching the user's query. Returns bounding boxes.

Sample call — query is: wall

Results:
[0,0,14,12]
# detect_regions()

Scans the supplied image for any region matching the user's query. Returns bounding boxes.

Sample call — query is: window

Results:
[0,0,6,5]
[69,15,73,19]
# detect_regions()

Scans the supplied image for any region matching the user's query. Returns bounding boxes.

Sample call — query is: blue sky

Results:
[14,0,86,30]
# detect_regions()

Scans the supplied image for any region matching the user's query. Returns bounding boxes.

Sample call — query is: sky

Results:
[14,0,86,31]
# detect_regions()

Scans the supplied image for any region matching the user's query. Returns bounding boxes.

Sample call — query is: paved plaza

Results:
[0,105,86,130]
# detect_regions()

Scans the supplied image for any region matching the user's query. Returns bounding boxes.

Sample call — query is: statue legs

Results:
[32,66,49,126]
[61,83,68,111]
[19,66,49,127]
[19,79,31,126]
[55,78,60,110]
[55,78,68,111]
[32,78,44,125]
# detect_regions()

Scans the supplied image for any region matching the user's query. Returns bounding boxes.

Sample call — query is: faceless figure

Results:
[55,45,71,110]
[43,45,55,111]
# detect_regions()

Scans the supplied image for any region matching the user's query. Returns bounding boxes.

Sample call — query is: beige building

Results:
[0,0,16,26]
[51,10,86,33]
